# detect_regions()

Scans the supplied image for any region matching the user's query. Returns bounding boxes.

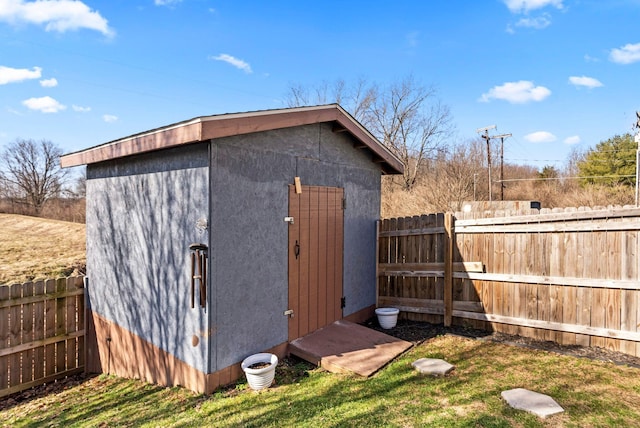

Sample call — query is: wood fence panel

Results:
[0,276,85,398]
[378,207,640,359]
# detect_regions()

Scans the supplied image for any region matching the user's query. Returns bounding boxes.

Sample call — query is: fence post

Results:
[444,213,455,326]
[375,220,380,309]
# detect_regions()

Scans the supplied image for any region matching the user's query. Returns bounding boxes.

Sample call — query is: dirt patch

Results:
[0,373,95,412]
[248,362,272,370]
[363,318,640,369]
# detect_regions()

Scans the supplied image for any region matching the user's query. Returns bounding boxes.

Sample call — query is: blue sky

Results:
[1,0,639,170]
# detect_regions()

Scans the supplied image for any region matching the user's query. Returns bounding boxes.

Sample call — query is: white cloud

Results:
[72,104,90,112]
[406,31,419,47]
[0,65,41,84]
[154,0,182,5]
[503,0,564,13]
[569,75,603,89]
[564,135,581,145]
[210,53,253,74]
[103,114,118,122]
[524,131,557,143]
[515,15,551,29]
[479,80,551,104]
[584,54,599,63]
[610,42,640,64]
[40,77,58,87]
[0,0,114,37]
[22,96,66,113]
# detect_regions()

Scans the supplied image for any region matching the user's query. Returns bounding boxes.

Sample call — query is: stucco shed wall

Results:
[209,123,380,371]
[86,143,211,372]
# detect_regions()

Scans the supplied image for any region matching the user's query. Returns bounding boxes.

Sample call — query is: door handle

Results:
[294,240,300,259]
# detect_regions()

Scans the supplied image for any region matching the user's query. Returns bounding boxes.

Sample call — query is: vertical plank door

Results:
[288,185,344,341]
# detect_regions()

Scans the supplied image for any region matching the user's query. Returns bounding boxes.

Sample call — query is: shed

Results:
[61,104,403,393]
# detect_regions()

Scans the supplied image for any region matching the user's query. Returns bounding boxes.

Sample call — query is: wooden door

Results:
[288,185,344,341]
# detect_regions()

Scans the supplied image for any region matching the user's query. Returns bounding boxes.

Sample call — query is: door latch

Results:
[284,309,294,318]
[294,240,300,259]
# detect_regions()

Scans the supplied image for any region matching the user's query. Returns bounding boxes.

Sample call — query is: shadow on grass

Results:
[0,373,99,413]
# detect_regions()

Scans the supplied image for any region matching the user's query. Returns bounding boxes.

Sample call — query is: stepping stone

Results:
[501,388,564,419]
[412,358,455,375]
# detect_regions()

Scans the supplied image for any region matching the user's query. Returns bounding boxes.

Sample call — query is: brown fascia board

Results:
[60,104,404,174]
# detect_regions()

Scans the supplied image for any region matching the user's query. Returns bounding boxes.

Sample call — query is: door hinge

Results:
[342,197,347,210]
[340,296,346,309]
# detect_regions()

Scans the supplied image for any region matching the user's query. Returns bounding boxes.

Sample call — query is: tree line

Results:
[286,76,638,216]
[1,76,636,222]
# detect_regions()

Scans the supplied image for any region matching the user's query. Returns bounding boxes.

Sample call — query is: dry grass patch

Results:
[0,214,85,285]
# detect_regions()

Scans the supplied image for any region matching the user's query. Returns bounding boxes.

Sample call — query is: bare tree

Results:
[0,139,67,214]
[285,75,452,191]
[421,139,486,211]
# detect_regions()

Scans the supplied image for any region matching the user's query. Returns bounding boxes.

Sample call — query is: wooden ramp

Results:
[289,320,412,377]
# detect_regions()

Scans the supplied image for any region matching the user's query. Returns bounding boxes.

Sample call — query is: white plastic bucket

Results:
[375,307,400,329]
[241,353,278,391]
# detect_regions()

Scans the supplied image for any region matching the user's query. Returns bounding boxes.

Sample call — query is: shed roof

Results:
[60,104,404,174]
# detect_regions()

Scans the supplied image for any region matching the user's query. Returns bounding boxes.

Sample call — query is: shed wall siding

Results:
[86,144,210,373]
[85,122,382,379]
[209,123,380,371]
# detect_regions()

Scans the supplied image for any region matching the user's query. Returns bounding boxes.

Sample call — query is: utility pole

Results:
[477,125,496,201]
[492,133,512,201]
[473,173,478,201]
[635,111,640,206]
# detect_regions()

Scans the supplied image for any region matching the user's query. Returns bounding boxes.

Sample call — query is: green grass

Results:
[2,335,640,427]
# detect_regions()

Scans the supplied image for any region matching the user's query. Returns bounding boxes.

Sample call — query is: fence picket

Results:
[9,283,22,388]
[33,280,45,381]
[0,285,9,390]
[21,281,34,385]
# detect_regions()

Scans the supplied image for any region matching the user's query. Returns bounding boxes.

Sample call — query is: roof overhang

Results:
[60,104,404,175]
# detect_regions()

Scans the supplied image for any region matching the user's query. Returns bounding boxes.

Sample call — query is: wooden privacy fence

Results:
[377,207,640,357]
[0,276,85,398]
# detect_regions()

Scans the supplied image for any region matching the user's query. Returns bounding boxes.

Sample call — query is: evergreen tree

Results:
[577,133,636,186]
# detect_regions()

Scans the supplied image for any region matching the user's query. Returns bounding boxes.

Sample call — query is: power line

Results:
[496,174,636,183]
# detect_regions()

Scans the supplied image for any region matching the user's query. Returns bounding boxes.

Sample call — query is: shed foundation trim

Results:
[85,310,287,394]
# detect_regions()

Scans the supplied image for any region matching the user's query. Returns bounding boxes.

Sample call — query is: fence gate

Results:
[287,185,344,341]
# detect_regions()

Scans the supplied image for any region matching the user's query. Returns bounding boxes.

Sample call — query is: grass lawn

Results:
[2,334,639,427]
[0,213,85,285]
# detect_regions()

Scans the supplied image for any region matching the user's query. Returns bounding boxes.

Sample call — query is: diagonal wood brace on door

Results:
[189,243,208,309]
